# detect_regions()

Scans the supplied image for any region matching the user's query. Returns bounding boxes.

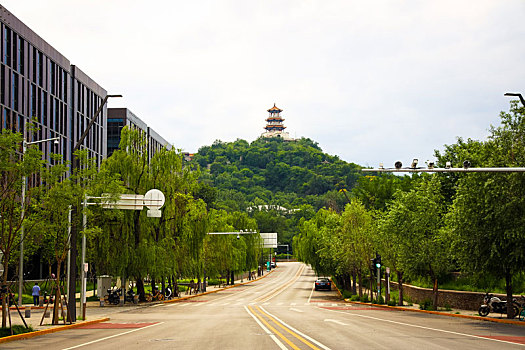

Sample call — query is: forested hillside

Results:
[189,137,363,245]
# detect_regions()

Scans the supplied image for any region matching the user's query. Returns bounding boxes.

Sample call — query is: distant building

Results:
[261,104,294,141]
[107,108,171,159]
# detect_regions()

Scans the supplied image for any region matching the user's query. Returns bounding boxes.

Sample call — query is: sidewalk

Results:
[334,283,525,326]
[4,269,274,332]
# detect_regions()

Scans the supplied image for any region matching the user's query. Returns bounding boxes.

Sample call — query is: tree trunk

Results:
[352,270,357,295]
[357,270,363,298]
[369,272,373,300]
[344,273,351,292]
[505,269,514,319]
[52,262,62,325]
[2,255,9,328]
[161,278,165,297]
[151,278,156,295]
[397,271,404,306]
[136,278,146,301]
[432,277,439,310]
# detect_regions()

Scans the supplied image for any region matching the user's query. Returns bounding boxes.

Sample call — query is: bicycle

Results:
[145,286,164,302]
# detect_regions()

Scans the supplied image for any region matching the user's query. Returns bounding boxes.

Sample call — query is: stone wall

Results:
[388,281,513,310]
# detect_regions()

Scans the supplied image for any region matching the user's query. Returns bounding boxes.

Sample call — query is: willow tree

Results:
[98,127,207,299]
[340,200,374,298]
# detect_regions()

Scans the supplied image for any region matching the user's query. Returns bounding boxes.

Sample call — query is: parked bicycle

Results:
[146,286,164,302]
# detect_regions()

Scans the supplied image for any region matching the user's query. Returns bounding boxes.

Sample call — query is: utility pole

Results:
[67,94,121,322]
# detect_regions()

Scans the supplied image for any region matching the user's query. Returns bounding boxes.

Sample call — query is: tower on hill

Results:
[262,104,294,141]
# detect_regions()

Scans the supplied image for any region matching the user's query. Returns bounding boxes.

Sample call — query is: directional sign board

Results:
[260,232,277,248]
[100,189,165,216]
[101,194,144,210]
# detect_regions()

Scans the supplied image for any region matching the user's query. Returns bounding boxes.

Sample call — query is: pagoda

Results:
[262,104,293,140]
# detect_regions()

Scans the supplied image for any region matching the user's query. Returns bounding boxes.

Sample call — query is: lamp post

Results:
[67,94,121,322]
[19,136,60,306]
[504,92,525,107]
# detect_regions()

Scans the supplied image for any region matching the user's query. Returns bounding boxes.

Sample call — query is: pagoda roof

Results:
[267,103,283,112]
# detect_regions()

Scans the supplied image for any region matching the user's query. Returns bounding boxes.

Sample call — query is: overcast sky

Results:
[3,1,525,167]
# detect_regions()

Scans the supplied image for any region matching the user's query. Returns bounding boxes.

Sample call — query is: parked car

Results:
[314,277,331,291]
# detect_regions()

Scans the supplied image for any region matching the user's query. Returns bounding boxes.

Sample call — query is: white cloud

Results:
[3,0,525,166]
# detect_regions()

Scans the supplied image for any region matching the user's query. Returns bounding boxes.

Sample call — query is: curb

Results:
[331,280,525,327]
[342,299,525,327]
[163,269,276,304]
[0,317,111,344]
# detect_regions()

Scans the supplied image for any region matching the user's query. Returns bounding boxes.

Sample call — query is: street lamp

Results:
[504,92,525,107]
[67,94,122,322]
[19,136,60,306]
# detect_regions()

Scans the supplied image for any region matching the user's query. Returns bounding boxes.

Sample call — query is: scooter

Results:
[125,289,137,304]
[479,292,519,318]
[106,288,121,305]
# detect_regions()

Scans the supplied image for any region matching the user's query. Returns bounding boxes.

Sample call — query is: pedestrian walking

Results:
[32,282,40,306]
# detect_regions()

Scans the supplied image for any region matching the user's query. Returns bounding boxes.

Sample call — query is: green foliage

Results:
[0,325,34,338]
[419,299,435,311]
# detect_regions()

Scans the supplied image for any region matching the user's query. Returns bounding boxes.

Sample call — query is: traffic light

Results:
[375,254,381,269]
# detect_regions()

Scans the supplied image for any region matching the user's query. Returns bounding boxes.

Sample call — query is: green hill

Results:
[189,137,363,244]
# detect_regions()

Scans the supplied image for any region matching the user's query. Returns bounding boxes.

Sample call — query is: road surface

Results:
[3,262,525,349]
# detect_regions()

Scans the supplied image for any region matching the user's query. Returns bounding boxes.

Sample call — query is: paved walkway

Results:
[4,273,268,331]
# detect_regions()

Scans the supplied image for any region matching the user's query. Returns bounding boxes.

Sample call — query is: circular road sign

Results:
[144,189,165,210]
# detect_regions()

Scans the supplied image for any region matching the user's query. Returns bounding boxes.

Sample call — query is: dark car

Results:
[314,277,331,291]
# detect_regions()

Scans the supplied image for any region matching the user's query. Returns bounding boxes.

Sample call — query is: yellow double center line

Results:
[256,264,306,303]
[248,305,321,350]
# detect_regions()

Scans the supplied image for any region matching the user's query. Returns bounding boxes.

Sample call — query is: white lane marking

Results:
[324,308,525,347]
[324,319,347,326]
[192,303,203,307]
[307,281,315,304]
[220,302,230,306]
[244,306,287,350]
[249,302,256,305]
[277,302,283,306]
[291,303,296,306]
[331,304,338,307]
[179,303,190,307]
[263,302,270,306]
[151,303,164,307]
[61,322,164,350]
[290,308,303,313]
[260,306,332,350]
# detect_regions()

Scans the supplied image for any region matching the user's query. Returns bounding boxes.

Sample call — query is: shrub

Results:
[342,290,353,299]
[361,294,369,302]
[0,325,34,338]
[349,295,360,301]
[419,299,435,311]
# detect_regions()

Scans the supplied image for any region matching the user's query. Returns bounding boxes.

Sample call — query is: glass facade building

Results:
[0,5,170,170]
[107,108,171,159]
[0,5,107,168]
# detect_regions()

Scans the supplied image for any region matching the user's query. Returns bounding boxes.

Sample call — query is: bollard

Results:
[39,296,43,307]
[25,307,31,318]
[100,297,104,307]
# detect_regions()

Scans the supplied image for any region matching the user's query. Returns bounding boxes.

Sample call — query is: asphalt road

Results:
[3,262,525,349]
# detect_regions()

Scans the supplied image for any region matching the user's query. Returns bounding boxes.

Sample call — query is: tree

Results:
[379,177,449,308]
[0,130,44,327]
[447,101,525,318]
